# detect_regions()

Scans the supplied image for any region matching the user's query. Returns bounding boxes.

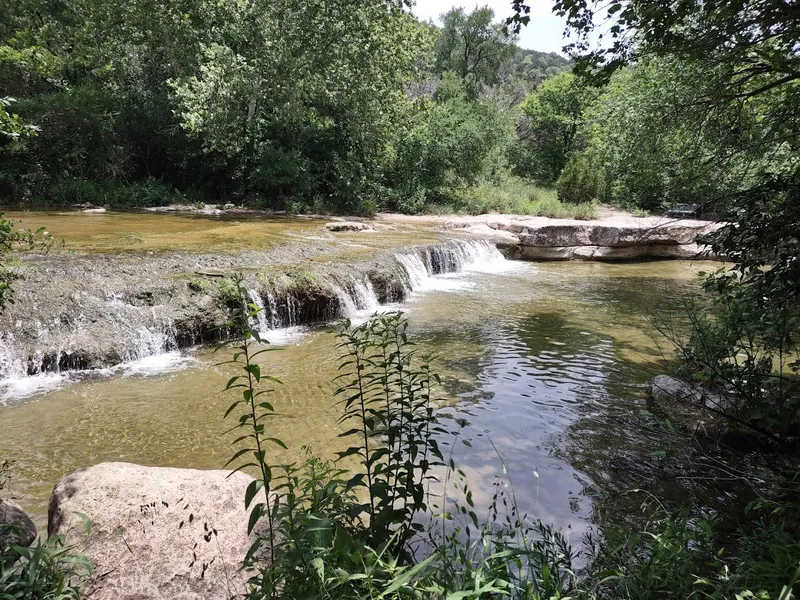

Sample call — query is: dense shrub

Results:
[556,149,604,204]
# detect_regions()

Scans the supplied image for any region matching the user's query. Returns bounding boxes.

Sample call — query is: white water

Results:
[248,289,272,333]
[1,239,510,402]
[118,351,192,377]
[395,239,511,293]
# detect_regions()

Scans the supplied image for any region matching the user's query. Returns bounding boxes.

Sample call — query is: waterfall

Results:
[0,335,24,381]
[395,239,508,291]
[331,278,381,319]
[264,290,281,329]
[247,289,271,333]
[395,252,429,289]
[1,238,510,400]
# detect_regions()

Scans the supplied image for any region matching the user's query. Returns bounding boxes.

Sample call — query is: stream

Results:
[0,210,720,535]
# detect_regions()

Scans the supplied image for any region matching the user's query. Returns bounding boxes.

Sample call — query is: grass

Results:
[429,178,598,219]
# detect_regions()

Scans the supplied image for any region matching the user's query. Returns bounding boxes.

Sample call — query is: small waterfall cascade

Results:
[330,278,381,319]
[248,289,272,333]
[395,239,507,290]
[1,238,509,396]
[0,335,25,381]
[109,300,178,364]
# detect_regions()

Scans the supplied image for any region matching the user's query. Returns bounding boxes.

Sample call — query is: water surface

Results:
[0,257,713,533]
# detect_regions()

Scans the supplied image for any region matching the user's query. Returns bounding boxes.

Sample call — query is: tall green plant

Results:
[218,274,284,591]
[333,312,445,556]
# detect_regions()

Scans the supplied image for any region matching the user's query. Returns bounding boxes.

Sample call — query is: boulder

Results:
[325,221,372,232]
[82,207,107,214]
[649,374,728,411]
[0,500,38,547]
[649,375,703,404]
[48,462,273,600]
[648,375,731,436]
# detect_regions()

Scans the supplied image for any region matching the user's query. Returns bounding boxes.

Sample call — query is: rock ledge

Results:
[48,462,271,600]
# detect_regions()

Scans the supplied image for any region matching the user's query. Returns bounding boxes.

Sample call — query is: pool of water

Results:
[0,256,713,532]
[1,209,442,254]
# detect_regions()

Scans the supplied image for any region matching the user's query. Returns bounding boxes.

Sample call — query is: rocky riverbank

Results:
[47,462,266,600]
[1,210,720,389]
[410,212,721,261]
[0,231,501,381]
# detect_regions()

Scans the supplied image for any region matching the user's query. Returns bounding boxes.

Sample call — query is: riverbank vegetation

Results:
[222,299,800,600]
[0,0,577,217]
[2,0,799,596]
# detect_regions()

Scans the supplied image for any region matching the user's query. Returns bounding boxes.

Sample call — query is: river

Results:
[0,210,718,535]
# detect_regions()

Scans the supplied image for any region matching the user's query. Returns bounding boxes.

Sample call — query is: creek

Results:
[0,210,721,534]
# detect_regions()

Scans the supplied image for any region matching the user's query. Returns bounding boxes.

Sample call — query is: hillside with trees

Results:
[2,2,573,217]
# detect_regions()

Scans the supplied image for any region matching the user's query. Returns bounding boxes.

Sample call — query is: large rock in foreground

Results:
[48,463,269,600]
[0,500,38,547]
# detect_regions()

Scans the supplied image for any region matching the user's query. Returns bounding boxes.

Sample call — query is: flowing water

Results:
[0,210,725,535]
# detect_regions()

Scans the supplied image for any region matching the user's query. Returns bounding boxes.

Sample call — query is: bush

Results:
[556,149,605,204]
[1,460,89,599]
[444,177,597,218]
[0,532,89,600]
[38,178,185,208]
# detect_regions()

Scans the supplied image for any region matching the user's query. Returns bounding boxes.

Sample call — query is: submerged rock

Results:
[0,500,38,547]
[648,375,729,435]
[325,221,372,232]
[48,462,272,600]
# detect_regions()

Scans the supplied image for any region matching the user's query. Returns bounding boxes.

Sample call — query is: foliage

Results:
[556,148,604,204]
[0,0,580,215]
[332,312,445,555]
[656,275,800,448]
[434,6,515,98]
[518,73,596,185]
[586,499,800,600]
[508,49,571,88]
[0,533,89,600]
[0,97,37,148]
[1,461,89,599]
[443,178,596,218]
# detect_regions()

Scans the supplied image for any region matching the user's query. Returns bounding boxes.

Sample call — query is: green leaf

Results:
[245,479,265,508]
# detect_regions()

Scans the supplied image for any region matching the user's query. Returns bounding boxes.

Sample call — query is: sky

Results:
[411,0,570,55]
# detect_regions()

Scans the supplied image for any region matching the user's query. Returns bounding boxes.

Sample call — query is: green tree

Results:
[171,0,428,213]
[434,6,515,97]
[556,147,604,204]
[384,72,514,212]
[518,72,594,185]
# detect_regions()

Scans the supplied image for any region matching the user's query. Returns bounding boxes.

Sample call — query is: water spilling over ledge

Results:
[0,239,506,398]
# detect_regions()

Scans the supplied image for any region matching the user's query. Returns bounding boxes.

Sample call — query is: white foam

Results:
[0,372,72,404]
[118,351,191,377]
[260,326,307,346]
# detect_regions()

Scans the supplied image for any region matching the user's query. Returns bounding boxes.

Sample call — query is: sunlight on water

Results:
[0,257,715,532]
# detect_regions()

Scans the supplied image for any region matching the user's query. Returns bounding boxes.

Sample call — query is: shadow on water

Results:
[417,271,757,541]
[4,256,745,537]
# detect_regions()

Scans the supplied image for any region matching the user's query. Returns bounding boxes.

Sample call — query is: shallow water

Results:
[1,209,441,254]
[0,255,714,532]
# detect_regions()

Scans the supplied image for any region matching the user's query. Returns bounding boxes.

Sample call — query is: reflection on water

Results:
[0,259,714,530]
